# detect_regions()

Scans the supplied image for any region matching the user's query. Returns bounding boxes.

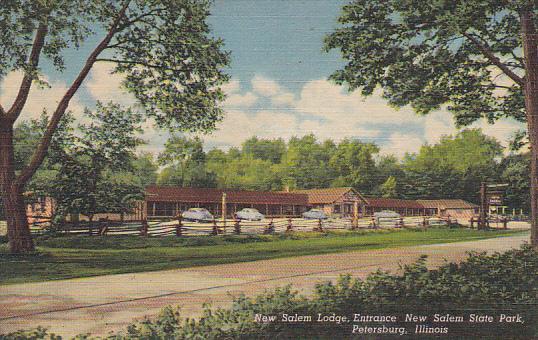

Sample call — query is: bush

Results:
[2,245,537,339]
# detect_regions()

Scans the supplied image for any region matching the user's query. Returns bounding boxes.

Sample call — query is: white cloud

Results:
[0,71,84,122]
[421,110,458,145]
[203,75,527,158]
[225,92,258,108]
[85,62,135,106]
[382,132,424,158]
[221,79,241,94]
[472,118,524,149]
[295,80,419,125]
[251,75,281,97]
[272,92,296,106]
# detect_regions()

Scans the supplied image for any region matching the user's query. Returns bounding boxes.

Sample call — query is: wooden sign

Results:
[487,193,503,206]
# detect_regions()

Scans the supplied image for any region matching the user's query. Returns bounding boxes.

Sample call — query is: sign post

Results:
[479,182,487,230]
[479,183,508,230]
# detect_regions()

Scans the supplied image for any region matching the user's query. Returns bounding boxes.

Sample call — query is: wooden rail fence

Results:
[27,215,461,237]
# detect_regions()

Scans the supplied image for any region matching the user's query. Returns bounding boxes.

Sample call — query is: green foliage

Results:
[282,135,337,189]
[380,176,397,198]
[130,153,158,188]
[1,0,230,133]
[324,0,525,127]
[242,137,286,164]
[400,129,503,202]
[157,136,216,187]
[500,153,531,212]
[44,103,147,220]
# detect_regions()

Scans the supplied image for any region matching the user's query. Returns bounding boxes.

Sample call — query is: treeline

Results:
[11,110,531,220]
[155,130,530,211]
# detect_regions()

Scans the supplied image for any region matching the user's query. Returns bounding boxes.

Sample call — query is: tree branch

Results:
[6,22,48,121]
[14,1,132,189]
[462,32,525,86]
[95,58,164,69]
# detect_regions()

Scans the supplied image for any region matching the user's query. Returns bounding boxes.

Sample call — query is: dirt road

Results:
[0,233,529,337]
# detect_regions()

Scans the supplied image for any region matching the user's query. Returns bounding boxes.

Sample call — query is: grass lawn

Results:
[0,228,525,285]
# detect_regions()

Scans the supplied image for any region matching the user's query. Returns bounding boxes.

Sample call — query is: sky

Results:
[0,0,526,158]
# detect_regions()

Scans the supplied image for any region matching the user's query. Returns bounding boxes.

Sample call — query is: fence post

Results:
[140,219,149,236]
[470,217,474,229]
[503,217,508,230]
[265,218,275,234]
[176,215,183,237]
[212,218,219,235]
[286,217,293,232]
[398,217,404,228]
[422,217,427,229]
[99,218,109,236]
[315,218,324,232]
[234,218,241,235]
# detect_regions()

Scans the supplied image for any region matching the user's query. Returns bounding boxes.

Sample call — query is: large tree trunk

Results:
[522,10,538,248]
[0,123,34,253]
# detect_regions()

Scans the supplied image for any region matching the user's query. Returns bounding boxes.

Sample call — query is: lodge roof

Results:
[366,197,424,209]
[417,199,479,209]
[293,187,367,205]
[145,186,309,205]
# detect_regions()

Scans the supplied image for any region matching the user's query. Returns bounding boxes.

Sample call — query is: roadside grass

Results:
[0,228,524,285]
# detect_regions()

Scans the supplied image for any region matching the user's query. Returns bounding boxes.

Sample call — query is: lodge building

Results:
[25,185,479,221]
[145,186,309,218]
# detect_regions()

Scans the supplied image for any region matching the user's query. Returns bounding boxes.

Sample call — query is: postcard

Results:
[0,0,536,339]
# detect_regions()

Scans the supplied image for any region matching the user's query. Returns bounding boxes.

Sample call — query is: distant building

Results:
[417,199,479,220]
[293,187,368,217]
[25,196,55,224]
[364,197,426,216]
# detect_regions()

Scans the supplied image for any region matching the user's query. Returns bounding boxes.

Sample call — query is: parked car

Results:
[373,210,401,219]
[302,208,328,220]
[182,208,214,222]
[235,208,264,221]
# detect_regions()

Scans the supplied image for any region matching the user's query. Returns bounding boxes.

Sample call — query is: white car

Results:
[374,210,401,219]
[302,209,328,220]
[235,208,264,221]
[182,208,214,222]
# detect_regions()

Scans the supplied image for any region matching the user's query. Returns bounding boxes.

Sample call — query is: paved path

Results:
[0,233,529,337]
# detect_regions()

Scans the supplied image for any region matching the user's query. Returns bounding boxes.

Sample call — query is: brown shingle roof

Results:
[417,199,478,209]
[366,197,424,209]
[145,186,308,205]
[293,187,367,205]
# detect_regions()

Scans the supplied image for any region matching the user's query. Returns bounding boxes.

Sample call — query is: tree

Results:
[157,135,217,188]
[48,102,143,222]
[401,129,503,202]
[325,1,538,246]
[328,138,379,193]
[282,135,336,189]
[500,153,531,213]
[242,137,286,164]
[0,1,229,252]
[130,153,158,189]
[380,176,397,198]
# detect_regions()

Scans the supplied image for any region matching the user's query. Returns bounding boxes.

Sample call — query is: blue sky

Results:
[0,0,525,157]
